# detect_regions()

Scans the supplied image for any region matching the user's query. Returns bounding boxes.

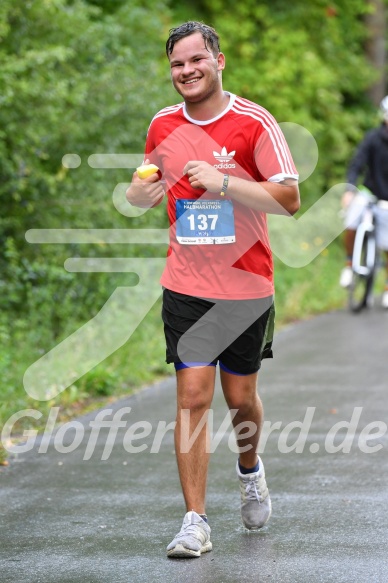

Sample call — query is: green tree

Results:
[0,0,172,324]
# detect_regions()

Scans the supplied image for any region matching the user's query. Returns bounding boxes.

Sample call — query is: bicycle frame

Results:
[352,204,376,277]
[348,200,378,312]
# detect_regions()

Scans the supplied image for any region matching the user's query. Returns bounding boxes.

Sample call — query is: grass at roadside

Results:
[274,241,346,325]
[0,239,357,463]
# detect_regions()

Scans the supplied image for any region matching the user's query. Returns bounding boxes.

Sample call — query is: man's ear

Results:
[217,52,225,71]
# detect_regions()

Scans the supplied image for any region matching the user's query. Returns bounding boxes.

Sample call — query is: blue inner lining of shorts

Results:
[174,362,217,371]
[174,361,249,376]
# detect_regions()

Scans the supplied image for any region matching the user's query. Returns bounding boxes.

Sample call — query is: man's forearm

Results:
[226,176,300,216]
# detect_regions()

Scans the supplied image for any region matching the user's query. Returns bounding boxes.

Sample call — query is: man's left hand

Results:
[183,161,224,193]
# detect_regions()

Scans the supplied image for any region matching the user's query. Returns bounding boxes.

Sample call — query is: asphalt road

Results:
[1,307,387,583]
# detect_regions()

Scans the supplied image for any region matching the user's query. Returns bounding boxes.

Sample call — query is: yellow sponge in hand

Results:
[136,164,159,179]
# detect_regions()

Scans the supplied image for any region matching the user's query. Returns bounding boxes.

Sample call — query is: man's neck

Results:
[185,90,230,121]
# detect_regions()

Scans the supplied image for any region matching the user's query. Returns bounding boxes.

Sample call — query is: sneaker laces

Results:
[241,474,268,503]
[173,514,207,543]
[245,479,262,502]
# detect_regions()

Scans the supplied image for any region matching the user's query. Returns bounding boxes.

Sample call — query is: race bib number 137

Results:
[176,199,236,245]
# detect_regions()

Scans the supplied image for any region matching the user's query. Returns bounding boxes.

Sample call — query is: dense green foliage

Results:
[0,0,174,449]
[1,0,387,454]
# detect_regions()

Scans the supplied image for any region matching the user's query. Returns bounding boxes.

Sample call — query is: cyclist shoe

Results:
[339,266,353,288]
[237,457,272,530]
[382,290,388,309]
[167,511,212,558]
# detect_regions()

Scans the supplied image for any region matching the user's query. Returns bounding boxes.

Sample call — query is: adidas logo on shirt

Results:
[213,147,236,169]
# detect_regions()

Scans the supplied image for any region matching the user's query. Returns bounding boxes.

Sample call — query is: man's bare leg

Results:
[382,251,388,308]
[344,229,356,259]
[174,366,216,514]
[221,368,271,529]
[384,251,388,281]
[220,369,262,466]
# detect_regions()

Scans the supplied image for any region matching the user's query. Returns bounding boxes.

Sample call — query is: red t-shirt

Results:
[145,92,298,300]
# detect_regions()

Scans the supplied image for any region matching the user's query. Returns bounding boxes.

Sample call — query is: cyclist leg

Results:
[375,205,388,307]
[340,194,367,287]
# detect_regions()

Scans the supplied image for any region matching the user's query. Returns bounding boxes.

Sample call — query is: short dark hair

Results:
[166,21,220,57]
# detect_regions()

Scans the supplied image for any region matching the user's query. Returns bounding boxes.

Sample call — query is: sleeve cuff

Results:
[268,173,299,183]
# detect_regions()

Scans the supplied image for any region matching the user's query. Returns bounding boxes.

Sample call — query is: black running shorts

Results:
[162,288,275,375]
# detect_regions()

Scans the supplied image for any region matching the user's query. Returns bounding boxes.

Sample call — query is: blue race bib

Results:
[176,199,235,245]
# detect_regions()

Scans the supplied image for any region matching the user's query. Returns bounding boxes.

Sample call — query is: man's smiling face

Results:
[168,32,225,104]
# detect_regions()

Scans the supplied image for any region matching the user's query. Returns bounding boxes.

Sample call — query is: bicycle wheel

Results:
[348,232,376,313]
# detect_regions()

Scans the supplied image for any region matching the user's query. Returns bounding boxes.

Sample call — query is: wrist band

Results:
[220,174,229,196]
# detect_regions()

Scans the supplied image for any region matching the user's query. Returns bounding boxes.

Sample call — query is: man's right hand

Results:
[126,159,165,208]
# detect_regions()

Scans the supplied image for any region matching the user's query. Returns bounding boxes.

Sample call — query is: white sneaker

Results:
[167,511,212,558]
[237,457,272,530]
[340,266,353,288]
[382,290,388,309]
